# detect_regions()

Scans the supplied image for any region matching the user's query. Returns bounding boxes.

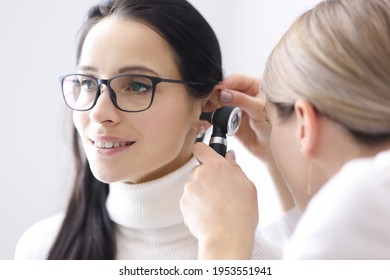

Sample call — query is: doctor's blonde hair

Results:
[262,0,390,143]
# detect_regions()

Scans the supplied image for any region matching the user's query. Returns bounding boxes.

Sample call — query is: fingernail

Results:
[227,150,236,161]
[220,90,232,103]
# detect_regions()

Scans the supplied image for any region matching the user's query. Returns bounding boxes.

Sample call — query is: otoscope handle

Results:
[209,142,227,156]
[209,126,227,156]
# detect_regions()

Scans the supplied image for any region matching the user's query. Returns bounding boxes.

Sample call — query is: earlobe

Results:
[294,100,319,158]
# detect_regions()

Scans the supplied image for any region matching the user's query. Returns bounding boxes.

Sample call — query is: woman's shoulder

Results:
[14,213,64,260]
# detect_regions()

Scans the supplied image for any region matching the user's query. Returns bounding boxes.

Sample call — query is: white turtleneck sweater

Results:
[15,158,280,260]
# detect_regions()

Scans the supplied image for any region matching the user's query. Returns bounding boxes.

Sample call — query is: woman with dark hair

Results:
[15,0,279,260]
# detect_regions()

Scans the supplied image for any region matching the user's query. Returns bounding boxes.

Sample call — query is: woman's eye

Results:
[80,79,96,91]
[128,81,152,93]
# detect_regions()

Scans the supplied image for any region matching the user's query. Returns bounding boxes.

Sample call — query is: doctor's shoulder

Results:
[14,213,65,260]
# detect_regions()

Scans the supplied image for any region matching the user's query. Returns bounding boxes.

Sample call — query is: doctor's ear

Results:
[294,100,320,158]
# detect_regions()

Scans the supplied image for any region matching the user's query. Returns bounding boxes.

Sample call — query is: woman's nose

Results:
[88,85,120,124]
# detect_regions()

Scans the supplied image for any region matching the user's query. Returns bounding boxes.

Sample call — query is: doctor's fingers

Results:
[192,142,241,170]
[219,89,265,122]
[219,74,260,97]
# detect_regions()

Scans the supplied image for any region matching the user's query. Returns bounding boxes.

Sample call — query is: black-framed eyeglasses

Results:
[60,73,216,112]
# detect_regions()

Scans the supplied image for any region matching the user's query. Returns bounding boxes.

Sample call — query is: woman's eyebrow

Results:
[76,65,160,76]
[118,66,159,76]
[77,65,97,72]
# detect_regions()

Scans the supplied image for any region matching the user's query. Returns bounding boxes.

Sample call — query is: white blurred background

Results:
[0,0,321,259]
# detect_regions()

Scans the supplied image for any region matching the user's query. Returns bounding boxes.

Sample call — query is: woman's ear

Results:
[202,87,221,113]
[294,100,320,158]
[198,87,221,130]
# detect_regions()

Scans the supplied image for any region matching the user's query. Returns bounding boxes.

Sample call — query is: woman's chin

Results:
[90,169,123,184]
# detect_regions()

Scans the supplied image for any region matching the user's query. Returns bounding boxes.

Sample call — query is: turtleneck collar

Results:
[106,157,198,229]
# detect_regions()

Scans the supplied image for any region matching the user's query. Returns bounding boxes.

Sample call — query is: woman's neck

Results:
[106,157,198,229]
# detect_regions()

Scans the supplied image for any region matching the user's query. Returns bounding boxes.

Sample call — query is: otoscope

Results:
[200,106,242,156]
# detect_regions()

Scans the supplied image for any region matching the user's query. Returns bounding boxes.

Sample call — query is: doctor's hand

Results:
[217,74,272,162]
[180,142,259,259]
[218,74,295,211]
